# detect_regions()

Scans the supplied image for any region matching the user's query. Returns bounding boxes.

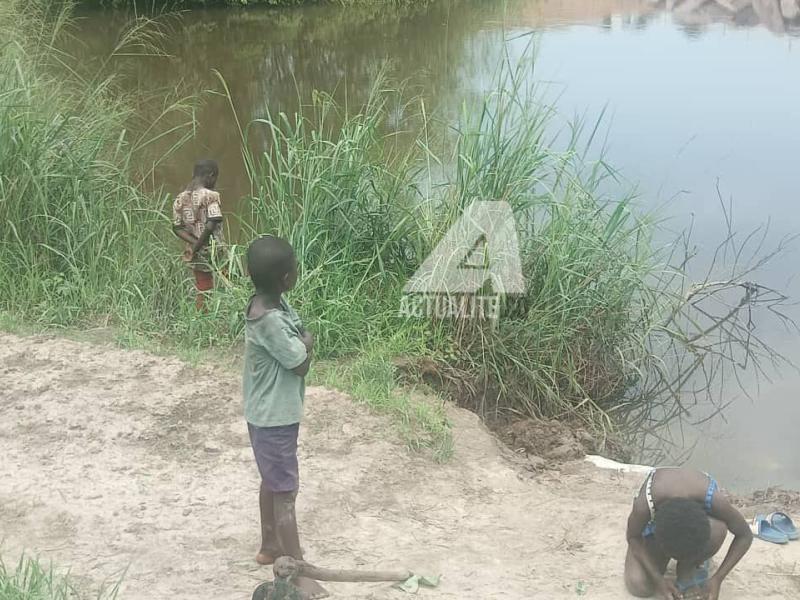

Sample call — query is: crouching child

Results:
[624,467,752,599]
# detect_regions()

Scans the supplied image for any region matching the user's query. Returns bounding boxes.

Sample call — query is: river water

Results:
[74,0,800,491]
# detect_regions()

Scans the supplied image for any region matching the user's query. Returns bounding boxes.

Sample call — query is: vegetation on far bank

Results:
[1,1,794,459]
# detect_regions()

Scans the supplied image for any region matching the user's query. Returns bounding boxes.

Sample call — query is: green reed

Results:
[232,53,661,436]
[3,2,790,454]
[0,1,205,340]
[235,41,794,451]
[0,555,121,600]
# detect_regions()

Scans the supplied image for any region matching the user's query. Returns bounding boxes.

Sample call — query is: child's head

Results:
[654,499,711,561]
[192,159,219,190]
[247,235,298,294]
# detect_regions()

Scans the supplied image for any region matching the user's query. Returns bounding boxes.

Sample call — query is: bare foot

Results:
[255,551,277,565]
[256,547,305,566]
[294,576,329,599]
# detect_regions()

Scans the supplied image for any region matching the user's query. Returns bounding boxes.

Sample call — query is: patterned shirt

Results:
[172,187,225,272]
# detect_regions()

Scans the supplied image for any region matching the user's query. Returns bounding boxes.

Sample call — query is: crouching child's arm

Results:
[626,499,680,600]
[705,497,753,600]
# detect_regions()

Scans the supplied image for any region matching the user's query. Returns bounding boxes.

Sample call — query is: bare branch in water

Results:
[622,187,798,463]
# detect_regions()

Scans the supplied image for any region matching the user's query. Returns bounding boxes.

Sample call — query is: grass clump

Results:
[234,50,792,450]
[1,3,792,456]
[0,555,120,600]
[233,61,657,436]
[0,0,448,450]
[0,1,190,335]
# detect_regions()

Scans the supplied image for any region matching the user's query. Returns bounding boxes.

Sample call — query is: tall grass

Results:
[232,59,658,430]
[0,1,238,346]
[232,47,794,449]
[0,555,120,600]
[231,78,430,353]
[0,1,448,451]
[1,2,792,455]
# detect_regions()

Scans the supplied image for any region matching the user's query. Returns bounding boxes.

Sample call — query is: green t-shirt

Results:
[243,297,307,427]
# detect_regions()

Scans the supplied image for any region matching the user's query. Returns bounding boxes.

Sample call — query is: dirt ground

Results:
[1,333,799,599]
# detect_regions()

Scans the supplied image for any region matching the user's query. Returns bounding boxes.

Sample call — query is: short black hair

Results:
[247,235,296,292]
[193,159,219,180]
[654,498,711,560]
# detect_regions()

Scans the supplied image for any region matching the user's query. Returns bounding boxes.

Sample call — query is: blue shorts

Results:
[247,422,300,493]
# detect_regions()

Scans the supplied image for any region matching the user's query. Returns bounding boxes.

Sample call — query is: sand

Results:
[1,332,799,599]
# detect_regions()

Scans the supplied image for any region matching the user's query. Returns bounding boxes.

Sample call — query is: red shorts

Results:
[193,269,214,292]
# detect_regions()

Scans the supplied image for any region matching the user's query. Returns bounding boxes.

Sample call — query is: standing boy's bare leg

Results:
[256,483,282,565]
[273,491,329,599]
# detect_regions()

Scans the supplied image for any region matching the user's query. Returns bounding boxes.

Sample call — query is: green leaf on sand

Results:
[394,574,441,593]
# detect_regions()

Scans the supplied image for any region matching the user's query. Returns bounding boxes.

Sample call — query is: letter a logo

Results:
[404,201,525,295]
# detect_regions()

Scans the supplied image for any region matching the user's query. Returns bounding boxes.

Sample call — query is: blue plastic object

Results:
[752,514,790,544]
[769,512,799,541]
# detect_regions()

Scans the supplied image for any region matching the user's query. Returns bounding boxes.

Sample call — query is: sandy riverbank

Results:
[1,333,798,598]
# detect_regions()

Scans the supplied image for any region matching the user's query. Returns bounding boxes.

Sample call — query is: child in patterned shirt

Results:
[172,159,225,310]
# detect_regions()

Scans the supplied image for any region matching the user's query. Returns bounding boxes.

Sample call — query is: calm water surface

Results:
[76,0,800,491]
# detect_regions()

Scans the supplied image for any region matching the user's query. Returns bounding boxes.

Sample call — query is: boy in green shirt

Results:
[243,235,327,599]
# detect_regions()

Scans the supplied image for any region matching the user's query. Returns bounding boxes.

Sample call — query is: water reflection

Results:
[72,0,800,202]
[73,2,492,201]
[500,0,800,34]
[667,0,800,34]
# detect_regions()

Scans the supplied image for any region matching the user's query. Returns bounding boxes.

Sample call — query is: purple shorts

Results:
[247,422,300,493]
